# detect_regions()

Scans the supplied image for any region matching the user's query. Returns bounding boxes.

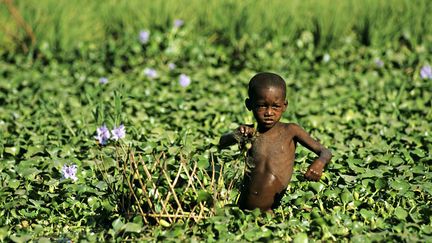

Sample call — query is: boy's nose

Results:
[264,108,274,116]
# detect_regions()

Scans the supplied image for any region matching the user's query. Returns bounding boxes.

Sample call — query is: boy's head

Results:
[248,72,286,100]
[246,72,288,131]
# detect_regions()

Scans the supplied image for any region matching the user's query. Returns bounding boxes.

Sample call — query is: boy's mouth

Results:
[263,119,274,125]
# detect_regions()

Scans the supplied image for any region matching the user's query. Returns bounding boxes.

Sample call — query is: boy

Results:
[219,72,332,212]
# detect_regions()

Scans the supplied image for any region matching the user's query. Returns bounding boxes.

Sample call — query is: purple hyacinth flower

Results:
[61,164,78,182]
[95,124,111,145]
[99,77,108,84]
[139,30,150,44]
[374,58,384,68]
[173,19,184,28]
[111,124,126,141]
[179,74,191,87]
[168,62,176,70]
[420,65,432,80]
[144,68,158,79]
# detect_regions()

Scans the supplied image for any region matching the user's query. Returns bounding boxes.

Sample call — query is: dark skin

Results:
[219,85,332,212]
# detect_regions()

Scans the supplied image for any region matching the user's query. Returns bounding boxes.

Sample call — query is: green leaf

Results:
[339,174,357,183]
[37,237,50,243]
[244,228,259,241]
[411,148,425,158]
[197,157,209,169]
[0,227,8,241]
[389,157,404,166]
[88,196,99,208]
[167,146,178,155]
[422,225,432,234]
[340,190,352,204]
[9,234,32,243]
[123,222,142,233]
[24,145,44,158]
[389,179,410,194]
[293,232,308,243]
[360,209,375,221]
[16,167,40,180]
[374,178,386,190]
[112,218,125,233]
[360,168,383,179]
[420,182,432,195]
[309,182,325,193]
[394,207,408,220]
[197,190,212,202]
[8,179,20,189]
[5,146,20,156]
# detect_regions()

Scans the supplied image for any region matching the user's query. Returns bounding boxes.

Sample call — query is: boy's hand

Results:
[305,159,326,181]
[237,125,255,138]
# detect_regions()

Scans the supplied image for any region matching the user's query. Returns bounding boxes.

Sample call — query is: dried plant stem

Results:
[3,0,36,51]
[160,162,184,223]
[141,212,207,220]
[116,149,236,223]
[123,161,149,224]
[139,154,170,217]
[131,155,155,210]
[161,167,185,215]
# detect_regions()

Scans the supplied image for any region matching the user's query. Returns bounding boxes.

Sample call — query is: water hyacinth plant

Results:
[179,74,191,87]
[144,68,158,79]
[139,30,150,44]
[95,124,111,145]
[168,62,176,70]
[99,77,108,84]
[61,164,78,182]
[374,58,384,68]
[173,19,184,28]
[111,124,126,141]
[420,65,432,79]
[95,124,126,144]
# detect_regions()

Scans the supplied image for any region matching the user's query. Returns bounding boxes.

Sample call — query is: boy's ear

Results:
[245,98,252,111]
[283,100,288,111]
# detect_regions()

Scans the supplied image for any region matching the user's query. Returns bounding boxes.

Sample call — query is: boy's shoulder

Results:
[279,122,301,129]
[278,122,304,134]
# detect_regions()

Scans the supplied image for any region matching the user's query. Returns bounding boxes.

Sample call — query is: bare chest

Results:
[248,131,295,166]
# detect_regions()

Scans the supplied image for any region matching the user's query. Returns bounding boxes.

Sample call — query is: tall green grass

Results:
[1,0,431,54]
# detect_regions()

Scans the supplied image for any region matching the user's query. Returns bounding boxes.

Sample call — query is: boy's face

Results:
[246,86,287,131]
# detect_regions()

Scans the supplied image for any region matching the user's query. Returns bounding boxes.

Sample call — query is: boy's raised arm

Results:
[291,124,332,181]
[218,132,238,149]
[219,125,255,149]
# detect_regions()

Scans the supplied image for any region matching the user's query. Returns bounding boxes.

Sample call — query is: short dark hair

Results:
[248,72,286,99]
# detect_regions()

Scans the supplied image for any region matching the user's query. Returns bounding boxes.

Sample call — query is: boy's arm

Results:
[218,132,238,149]
[291,124,332,181]
[218,125,255,149]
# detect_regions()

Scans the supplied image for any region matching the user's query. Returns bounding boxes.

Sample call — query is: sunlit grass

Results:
[1,0,431,54]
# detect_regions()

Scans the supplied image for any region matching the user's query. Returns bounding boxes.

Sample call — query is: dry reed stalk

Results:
[123,163,148,224]
[122,150,237,223]
[131,155,156,211]
[141,212,208,220]
[139,155,171,218]
[3,0,36,52]
[161,167,185,215]
[181,162,208,217]
[162,166,183,223]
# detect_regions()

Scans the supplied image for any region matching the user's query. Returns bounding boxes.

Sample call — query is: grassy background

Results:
[1,0,432,54]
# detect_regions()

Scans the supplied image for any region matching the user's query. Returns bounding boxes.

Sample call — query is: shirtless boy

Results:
[219,72,332,212]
